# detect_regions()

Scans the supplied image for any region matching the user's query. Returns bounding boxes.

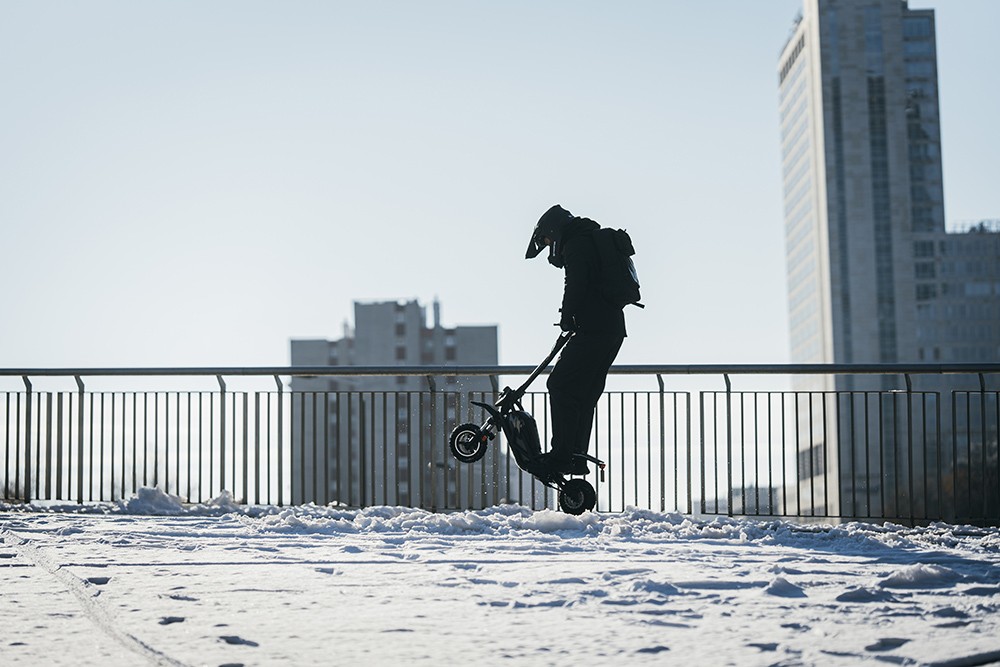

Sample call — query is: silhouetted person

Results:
[524,204,626,475]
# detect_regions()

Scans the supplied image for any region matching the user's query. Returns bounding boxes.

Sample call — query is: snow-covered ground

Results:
[2,488,1000,666]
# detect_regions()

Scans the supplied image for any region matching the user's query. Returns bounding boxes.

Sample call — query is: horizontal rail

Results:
[3,363,1000,378]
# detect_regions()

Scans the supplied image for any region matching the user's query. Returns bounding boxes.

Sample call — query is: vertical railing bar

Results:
[807,391,815,517]
[863,392,871,518]
[337,391,345,506]
[739,390,747,515]
[685,392,691,514]
[186,392,193,503]
[311,391,318,503]
[429,386,437,510]
[780,392,786,516]
[878,390,885,519]
[163,392,169,498]
[698,392,705,514]
[153,391,159,492]
[174,392,181,500]
[371,391,378,508]
[74,375,85,504]
[794,392,801,517]
[254,392,261,505]
[921,391,928,519]
[295,391,303,504]
[617,393,626,508]
[207,391,214,502]
[350,392,356,506]
[382,392,388,507]
[43,392,52,500]
[162,392,169,498]
[32,388,40,500]
[724,375,732,517]
[323,390,330,506]
[216,376,225,498]
[275,377,284,507]
[22,386,31,503]
[951,391,957,522]
[979,374,988,522]
[398,391,404,507]
[655,375,665,512]
[965,391,972,521]
[4,393,10,500]
[905,374,914,525]
[892,388,900,520]
[241,391,248,504]
[821,391,828,517]
[56,393,64,501]
[645,391,652,510]
[607,392,613,512]
[848,392,856,519]
[754,392,760,515]
[20,386,29,502]
[767,392,774,515]
[995,388,1000,522]
[101,392,113,501]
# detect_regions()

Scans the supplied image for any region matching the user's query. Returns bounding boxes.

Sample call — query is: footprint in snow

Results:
[835,587,897,603]
[220,636,259,647]
[159,617,185,625]
[86,576,111,586]
[636,645,670,654]
[865,637,910,652]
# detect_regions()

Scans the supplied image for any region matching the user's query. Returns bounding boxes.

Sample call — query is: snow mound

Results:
[118,487,186,515]
[765,576,807,597]
[880,563,961,588]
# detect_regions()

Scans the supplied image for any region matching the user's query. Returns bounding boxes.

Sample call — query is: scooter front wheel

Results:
[449,423,488,463]
[558,478,597,515]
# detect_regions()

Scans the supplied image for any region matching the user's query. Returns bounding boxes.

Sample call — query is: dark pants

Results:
[546,333,624,459]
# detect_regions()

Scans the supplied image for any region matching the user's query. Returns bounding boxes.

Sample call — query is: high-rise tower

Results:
[778,0,999,520]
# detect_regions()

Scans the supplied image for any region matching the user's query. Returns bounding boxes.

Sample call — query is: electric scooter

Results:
[448,331,605,515]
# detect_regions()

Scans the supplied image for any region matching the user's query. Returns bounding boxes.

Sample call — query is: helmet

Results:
[525,204,573,260]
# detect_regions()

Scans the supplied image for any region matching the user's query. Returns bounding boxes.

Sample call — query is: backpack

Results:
[592,227,644,308]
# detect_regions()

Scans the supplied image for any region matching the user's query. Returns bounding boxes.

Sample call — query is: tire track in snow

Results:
[0,527,190,667]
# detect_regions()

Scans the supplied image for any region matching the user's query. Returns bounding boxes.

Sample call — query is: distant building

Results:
[777,0,999,520]
[290,299,534,509]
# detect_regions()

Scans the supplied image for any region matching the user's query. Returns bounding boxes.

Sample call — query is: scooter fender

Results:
[471,400,503,425]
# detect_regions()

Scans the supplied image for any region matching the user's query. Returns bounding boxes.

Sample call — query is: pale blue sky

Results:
[1,1,997,372]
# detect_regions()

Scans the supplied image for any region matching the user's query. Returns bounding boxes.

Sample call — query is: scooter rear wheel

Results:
[449,423,488,463]
[559,478,597,515]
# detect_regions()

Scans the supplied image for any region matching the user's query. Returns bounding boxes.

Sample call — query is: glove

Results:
[559,311,577,332]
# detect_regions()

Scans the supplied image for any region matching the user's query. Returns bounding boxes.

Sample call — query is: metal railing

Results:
[2,363,999,525]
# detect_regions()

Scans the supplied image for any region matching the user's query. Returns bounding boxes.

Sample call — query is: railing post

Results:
[75,376,85,504]
[905,374,914,525]
[217,375,227,496]
[657,374,665,513]
[274,375,283,506]
[22,377,32,503]
[724,374,733,517]
[979,373,988,521]
[426,376,437,510]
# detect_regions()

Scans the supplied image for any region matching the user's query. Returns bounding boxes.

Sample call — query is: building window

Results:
[904,17,932,38]
[396,345,406,361]
[914,240,935,258]
[445,346,456,362]
[395,322,406,337]
[915,262,936,279]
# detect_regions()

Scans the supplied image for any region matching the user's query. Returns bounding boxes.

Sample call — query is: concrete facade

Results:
[289,299,537,510]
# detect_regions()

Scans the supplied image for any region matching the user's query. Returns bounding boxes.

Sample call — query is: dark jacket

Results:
[559,219,627,337]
